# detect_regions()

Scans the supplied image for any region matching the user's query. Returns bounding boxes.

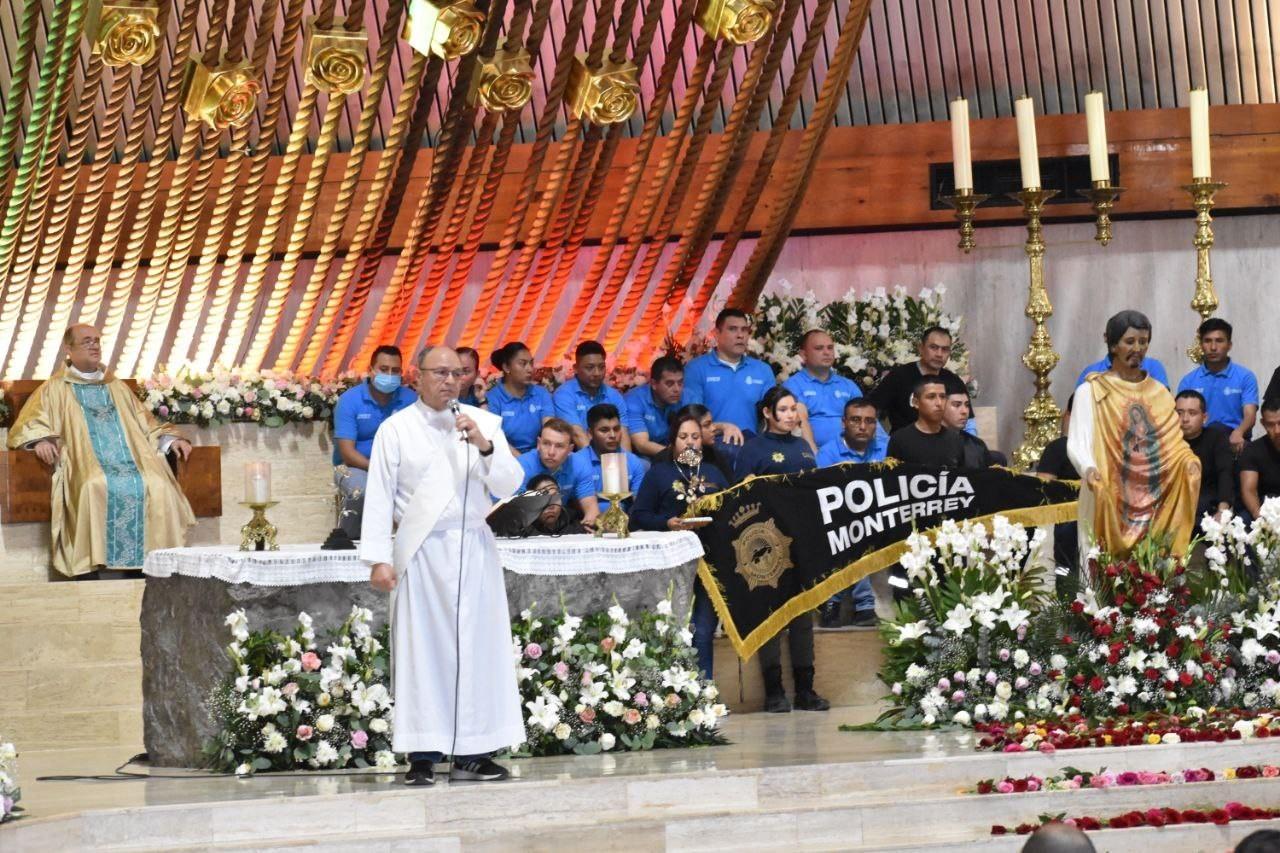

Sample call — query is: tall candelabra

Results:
[937,189,990,253]
[1182,178,1228,362]
[1010,188,1062,471]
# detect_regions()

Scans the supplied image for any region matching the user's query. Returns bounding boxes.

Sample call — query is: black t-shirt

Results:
[1265,366,1280,405]
[867,362,966,434]
[1036,435,1078,480]
[1187,424,1236,511]
[1241,436,1280,501]
[886,424,965,468]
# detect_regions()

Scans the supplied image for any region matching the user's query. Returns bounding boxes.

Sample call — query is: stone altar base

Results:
[9,710,1280,852]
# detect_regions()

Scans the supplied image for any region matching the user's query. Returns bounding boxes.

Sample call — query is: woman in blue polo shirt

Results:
[484,341,553,453]
[733,387,828,715]
[631,410,730,679]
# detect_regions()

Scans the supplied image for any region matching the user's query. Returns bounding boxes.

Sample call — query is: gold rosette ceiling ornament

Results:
[88,0,162,66]
[696,0,775,44]
[182,54,262,129]
[304,16,368,94]
[404,0,485,60]
[469,48,535,112]
[567,57,640,125]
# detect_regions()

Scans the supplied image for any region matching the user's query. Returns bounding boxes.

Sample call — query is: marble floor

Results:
[14,707,975,821]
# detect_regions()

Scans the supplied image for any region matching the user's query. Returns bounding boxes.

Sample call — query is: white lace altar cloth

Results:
[143,532,704,586]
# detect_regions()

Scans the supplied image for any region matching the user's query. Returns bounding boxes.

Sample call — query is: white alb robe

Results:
[360,400,525,755]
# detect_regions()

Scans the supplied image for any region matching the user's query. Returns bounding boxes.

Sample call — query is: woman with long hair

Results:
[484,341,553,453]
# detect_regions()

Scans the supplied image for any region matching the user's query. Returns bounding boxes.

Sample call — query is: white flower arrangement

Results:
[512,598,728,756]
[140,368,362,428]
[204,606,395,774]
[750,282,973,394]
[0,737,20,824]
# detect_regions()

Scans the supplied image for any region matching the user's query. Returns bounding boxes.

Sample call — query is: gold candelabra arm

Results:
[239,500,281,551]
[1007,188,1062,472]
[937,189,990,254]
[1181,179,1228,363]
[593,492,632,539]
[1076,180,1125,246]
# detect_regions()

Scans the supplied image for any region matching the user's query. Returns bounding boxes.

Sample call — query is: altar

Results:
[139,532,703,766]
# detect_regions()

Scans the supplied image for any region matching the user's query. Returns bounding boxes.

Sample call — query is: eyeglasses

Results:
[422,368,468,380]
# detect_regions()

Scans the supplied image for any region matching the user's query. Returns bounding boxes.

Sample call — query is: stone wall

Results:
[0,422,338,583]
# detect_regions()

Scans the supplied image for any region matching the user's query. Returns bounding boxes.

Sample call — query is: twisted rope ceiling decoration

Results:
[0,0,876,378]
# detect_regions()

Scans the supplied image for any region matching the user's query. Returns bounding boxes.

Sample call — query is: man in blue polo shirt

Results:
[1177,317,1259,453]
[574,404,649,525]
[815,398,885,628]
[785,329,863,449]
[683,308,776,436]
[553,340,630,451]
[516,417,582,502]
[1076,353,1169,388]
[332,345,418,538]
[627,354,686,458]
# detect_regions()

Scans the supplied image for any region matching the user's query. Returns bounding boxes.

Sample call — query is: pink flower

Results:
[300,652,322,671]
[600,637,616,652]
[553,662,570,680]
[351,730,369,749]
[623,708,642,725]
[1116,771,1140,786]
[1138,771,1166,785]
[998,649,1011,661]
[995,781,1015,794]
[951,690,966,703]
[1090,773,1115,788]
[1038,742,1056,755]
[985,671,998,685]
[1028,662,1042,676]
[158,405,170,416]
[937,677,951,691]
[581,672,594,686]
[1268,650,1280,665]
[192,388,203,399]
[296,725,314,741]
[579,707,596,723]
[275,380,288,390]
[244,391,258,403]
[282,682,299,697]
[1025,778,1041,792]
[524,643,543,659]
[634,692,648,707]
[1002,744,1024,753]
[1264,766,1280,778]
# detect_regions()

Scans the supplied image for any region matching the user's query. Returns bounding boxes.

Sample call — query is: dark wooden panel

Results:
[0,446,222,522]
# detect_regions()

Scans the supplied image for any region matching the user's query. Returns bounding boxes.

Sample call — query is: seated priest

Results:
[1175,390,1236,529]
[517,418,583,503]
[573,404,649,526]
[332,345,418,538]
[7,325,195,578]
[553,340,630,451]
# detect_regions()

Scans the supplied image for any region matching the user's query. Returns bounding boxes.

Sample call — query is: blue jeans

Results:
[691,581,717,679]
[828,578,875,612]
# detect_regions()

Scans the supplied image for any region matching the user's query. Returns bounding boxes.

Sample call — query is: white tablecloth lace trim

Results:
[144,532,704,586]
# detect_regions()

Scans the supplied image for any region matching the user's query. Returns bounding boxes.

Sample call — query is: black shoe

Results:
[850,609,879,628]
[450,756,509,782]
[764,692,792,713]
[817,600,842,630]
[792,666,830,711]
[404,759,435,786]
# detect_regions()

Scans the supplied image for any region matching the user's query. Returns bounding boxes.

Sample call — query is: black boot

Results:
[793,666,830,711]
[762,665,791,713]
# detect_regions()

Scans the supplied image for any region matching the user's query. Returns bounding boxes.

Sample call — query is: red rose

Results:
[991,826,1007,835]
[1072,674,1086,686]
[1107,650,1121,665]
[1209,809,1230,825]
[1095,623,1113,638]
[1115,592,1127,606]
[1080,817,1102,831]
[1205,672,1217,684]
[1237,766,1261,779]
[1089,676,1105,693]
[1062,635,1074,645]
[1144,668,1160,681]
[1183,809,1207,823]
[1116,703,1130,715]
[1070,601,1085,614]
[1179,672,1194,686]
[1145,809,1166,827]
[1259,727,1272,738]
[977,780,994,794]
[1016,823,1036,835]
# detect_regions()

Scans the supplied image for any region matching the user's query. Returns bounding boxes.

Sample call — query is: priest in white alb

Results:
[361,346,525,786]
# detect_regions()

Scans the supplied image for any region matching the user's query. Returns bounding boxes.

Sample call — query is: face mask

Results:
[371,373,401,394]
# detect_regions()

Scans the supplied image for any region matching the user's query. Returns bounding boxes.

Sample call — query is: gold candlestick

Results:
[593,492,632,539]
[239,501,280,551]
[937,189,990,253]
[1009,188,1062,472]
[1077,179,1124,246]
[1182,178,1228,362]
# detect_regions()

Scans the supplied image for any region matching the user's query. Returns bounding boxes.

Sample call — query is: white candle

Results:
[600,453,628,495]
[244,461,271,503]
[949,97,973,192]
[1084,91,1110,182]
[1014,97,1041,189]
[1190,88,1211,179]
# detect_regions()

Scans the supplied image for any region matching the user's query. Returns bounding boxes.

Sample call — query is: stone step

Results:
[10,740,1280,851]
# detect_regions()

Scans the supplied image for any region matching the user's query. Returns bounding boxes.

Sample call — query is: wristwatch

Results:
[478,442,495,457]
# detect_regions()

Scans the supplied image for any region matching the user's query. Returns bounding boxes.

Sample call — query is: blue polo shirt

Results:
[682,351,775,434]
[1076,356,1169,388]
[624,385,686,445]
[784,368,863,448]
[816,432,889,467]
[331,381,418,464]
[552,377,628,432]
[1177,360,1260,430]
[517,451,582,499]
[573,445,649,512]
[485,382,554,453]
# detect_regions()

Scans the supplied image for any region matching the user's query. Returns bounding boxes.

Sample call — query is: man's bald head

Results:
[1020,823,1096,853]
[414,346,463,410]
[63,325,104,373]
